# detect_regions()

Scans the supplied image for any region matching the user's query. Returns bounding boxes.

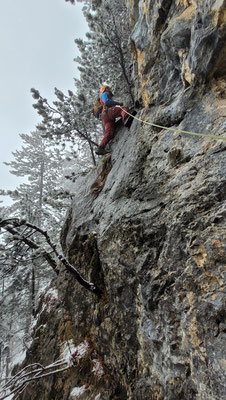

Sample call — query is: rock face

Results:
[18,1,226,399]
[128,0,226,108]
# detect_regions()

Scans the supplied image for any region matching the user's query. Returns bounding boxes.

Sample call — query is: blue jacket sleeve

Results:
[101,92,118,106]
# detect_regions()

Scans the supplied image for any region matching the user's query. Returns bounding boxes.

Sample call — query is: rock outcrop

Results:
[17,1,226,399]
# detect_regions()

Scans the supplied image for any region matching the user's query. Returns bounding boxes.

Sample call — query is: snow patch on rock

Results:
[41,286,59,313]
[70,385,86,399]
[61,339,90,366]
[92,359,104,378]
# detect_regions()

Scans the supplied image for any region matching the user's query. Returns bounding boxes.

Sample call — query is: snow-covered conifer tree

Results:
[3,130,70,232]
[0,131,72,381]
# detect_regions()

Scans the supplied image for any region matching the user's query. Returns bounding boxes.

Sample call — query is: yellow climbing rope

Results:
[121,107,226,141]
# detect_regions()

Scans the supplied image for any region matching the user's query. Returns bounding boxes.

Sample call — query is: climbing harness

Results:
[120,107,226,141]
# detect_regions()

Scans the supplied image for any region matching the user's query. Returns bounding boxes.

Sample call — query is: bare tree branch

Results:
[0,359,70,400]
[0,221,59,274]
[0,218,103,297]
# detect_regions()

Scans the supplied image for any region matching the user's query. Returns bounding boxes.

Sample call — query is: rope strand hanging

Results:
[120,107,226,141]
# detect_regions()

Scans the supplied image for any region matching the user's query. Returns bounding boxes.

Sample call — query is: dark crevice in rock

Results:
[68,232,106,295]
[146,275,176,312]
[154,0,173,35]
[90,154,112,197]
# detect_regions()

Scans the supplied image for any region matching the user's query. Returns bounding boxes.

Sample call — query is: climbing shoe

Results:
[95,146,107,155]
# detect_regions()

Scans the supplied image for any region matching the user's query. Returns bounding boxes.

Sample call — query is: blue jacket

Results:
[101,92,118,106]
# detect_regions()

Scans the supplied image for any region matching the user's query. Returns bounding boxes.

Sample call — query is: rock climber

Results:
[95,85,130,155]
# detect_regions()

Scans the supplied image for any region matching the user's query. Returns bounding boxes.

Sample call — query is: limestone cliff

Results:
[17,1,226,399]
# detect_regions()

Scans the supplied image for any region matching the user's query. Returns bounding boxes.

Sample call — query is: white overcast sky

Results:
[0,0,87,205]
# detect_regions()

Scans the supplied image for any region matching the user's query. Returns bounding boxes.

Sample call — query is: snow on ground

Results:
[70,385,86,399]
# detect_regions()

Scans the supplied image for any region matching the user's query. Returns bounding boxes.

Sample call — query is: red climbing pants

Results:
[100,106,129,149]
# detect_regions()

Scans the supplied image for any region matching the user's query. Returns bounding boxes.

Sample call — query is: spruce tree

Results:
[3,130,70,232]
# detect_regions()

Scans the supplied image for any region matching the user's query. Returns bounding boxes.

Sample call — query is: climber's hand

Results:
[118,101,123,106]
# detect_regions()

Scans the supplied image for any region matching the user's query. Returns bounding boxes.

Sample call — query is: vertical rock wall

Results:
[128,0,226,108]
